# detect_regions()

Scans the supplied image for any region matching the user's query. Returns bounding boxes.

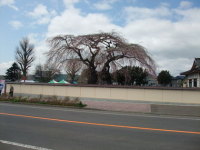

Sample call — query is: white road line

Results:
[0,140,53,150]
[1,102,200,121]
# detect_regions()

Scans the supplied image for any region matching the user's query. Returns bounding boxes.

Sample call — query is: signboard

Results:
[0,80,5,95]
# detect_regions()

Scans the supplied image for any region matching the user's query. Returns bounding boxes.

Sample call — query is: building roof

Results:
[172,75,185,80]
[181,58,200,75]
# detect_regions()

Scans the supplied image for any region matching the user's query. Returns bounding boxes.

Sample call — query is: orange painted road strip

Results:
[0,112,200,135]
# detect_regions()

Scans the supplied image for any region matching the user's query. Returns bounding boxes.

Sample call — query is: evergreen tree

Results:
[112,66,148,85]
[157,70,172,86]
[5,62,21,81]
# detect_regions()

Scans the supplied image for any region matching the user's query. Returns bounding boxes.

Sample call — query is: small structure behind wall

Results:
[171,75,185,87]
[181,58,200,88]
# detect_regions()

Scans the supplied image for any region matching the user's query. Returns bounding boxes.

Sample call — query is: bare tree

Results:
[34,61,60,82]
[99,43,156,84]
[64,59,82,83]
[34,64,45,82]
[44,61,60,81]
[47,32,156,84]
[78,68,89,84]
[16,37,35,80]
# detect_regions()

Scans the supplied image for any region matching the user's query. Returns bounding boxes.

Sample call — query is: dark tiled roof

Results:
[194,58,200,67]
[181,58,200,75]
[172,75,185,80]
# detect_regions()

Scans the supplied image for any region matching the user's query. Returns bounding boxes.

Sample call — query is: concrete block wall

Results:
[4,83,200,115]
[6,83,200,105]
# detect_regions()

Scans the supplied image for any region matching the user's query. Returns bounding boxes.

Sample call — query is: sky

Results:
[0,0,200,76]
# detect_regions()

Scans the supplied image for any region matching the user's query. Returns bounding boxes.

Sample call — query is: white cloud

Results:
[124,5,172,21]
[26,1,200,76]
[0,34,47,75]
[0,0,18,10]
[9,20,23,29]
[28,4,49,18]
[121,2,200,75]
[0,0,14,5]
[47,7,120,37]
[94,0,119,10]
[179,1,193,9]
[94,3,111,10]
[0,61,13,75]
[94,2,111,10]
[28,33,40,45]
[155,57,193,75]
[63,0,79,8]
[21,33,49,75]
[28,4,57,25]
[175,8,200,22]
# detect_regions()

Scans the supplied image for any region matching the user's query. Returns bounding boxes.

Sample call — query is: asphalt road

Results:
[0,102,200,150]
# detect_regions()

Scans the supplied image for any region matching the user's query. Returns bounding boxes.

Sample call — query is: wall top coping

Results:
[6,82,200,91]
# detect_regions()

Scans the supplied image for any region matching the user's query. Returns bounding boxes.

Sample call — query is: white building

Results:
[181,58,200,88]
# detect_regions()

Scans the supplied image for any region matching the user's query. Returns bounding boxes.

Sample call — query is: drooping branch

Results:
[47,32,156,84]
[64,59,82,83]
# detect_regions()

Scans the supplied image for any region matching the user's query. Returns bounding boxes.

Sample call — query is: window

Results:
[189,79,192,87]
[193,79,197,87]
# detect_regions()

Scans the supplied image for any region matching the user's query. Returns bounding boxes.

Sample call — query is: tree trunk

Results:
[100,71,112,84]
[100,63,112,85]
[87,68,98,84]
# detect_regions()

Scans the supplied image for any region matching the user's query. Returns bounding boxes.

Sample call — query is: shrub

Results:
[0,95,86,108]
